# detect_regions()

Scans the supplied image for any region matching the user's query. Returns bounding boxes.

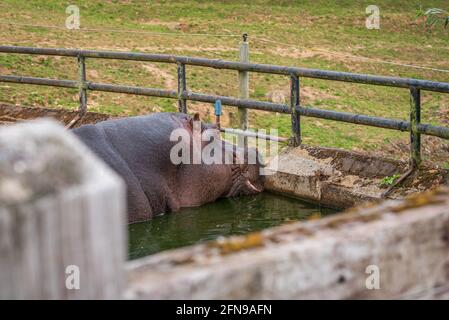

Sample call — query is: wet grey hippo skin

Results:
[72,112,264,223]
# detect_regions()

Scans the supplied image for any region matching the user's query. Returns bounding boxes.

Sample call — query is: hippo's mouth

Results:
[226,162,264,198]
[245,180,263,194]
[226,181,263,197]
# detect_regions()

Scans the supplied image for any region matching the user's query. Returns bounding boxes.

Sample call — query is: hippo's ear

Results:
[187,113,202,132]
[187,113,201,128]
[193,113,200,121]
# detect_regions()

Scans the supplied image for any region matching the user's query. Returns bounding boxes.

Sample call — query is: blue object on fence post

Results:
[215,99,222,129]
[214,99,222,116]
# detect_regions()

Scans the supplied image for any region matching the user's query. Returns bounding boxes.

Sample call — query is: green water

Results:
[128,192,336,259]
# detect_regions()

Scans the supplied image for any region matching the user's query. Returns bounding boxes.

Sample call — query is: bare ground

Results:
[0,104,112,127]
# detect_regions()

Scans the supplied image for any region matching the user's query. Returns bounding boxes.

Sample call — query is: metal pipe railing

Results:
[220,128,288,143]
[1,45,449,166]
[290,74,301,146]
[0,74,77,88]
[2,73,449,141]
[177,62,187,113]
[1,45,448,93]
[88,82,177,99]
[77,55,87,116]
[410,87,421,166]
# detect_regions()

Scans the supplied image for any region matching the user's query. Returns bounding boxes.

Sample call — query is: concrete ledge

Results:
[265,145,449,209]
[124,188,449,299]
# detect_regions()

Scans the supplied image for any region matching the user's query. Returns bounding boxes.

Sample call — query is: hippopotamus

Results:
[72,112,264,223]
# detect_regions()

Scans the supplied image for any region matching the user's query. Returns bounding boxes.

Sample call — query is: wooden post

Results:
[238,33,249,148]
[0,120,127,299]
[410,87,421,168]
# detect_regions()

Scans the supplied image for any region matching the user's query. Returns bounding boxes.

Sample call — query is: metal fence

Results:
[1,45,449,166]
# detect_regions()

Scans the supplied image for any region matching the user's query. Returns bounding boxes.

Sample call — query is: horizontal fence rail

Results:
[2,74,449,139]
[1,46,449,93]
[221,127,289,143]
[1,45,449,166]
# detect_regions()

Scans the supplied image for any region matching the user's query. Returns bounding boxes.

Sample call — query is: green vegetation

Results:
[0,0,448,162]
[380,174,401,187]
[417,6,449,30]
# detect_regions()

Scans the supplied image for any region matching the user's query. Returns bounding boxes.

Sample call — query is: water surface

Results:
[128,192,336,259]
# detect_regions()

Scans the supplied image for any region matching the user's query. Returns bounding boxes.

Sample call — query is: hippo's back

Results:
[74,112,188,167]
[72,112,190,221]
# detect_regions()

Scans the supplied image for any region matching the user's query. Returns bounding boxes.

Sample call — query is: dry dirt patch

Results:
[266,86,336,105]
[141,63,176,89]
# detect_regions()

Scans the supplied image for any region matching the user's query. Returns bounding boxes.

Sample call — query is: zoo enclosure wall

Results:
[1,45,449,166]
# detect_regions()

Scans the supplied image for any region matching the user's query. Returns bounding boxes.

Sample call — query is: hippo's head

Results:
[178,113,265,203]
[226,146,265,198]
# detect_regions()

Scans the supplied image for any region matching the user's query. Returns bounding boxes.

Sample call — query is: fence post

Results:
[0,119,127,299]
[78,55,87,116]
[177,63,187,113]
[238,33,249,148]
[290,74,301,146]
[410,87,421,167]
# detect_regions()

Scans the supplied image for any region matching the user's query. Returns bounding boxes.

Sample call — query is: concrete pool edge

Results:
[264,145,449,209]
[124,187,449,299]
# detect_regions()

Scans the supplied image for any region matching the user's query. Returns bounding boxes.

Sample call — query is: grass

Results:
[0,0,448,162]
